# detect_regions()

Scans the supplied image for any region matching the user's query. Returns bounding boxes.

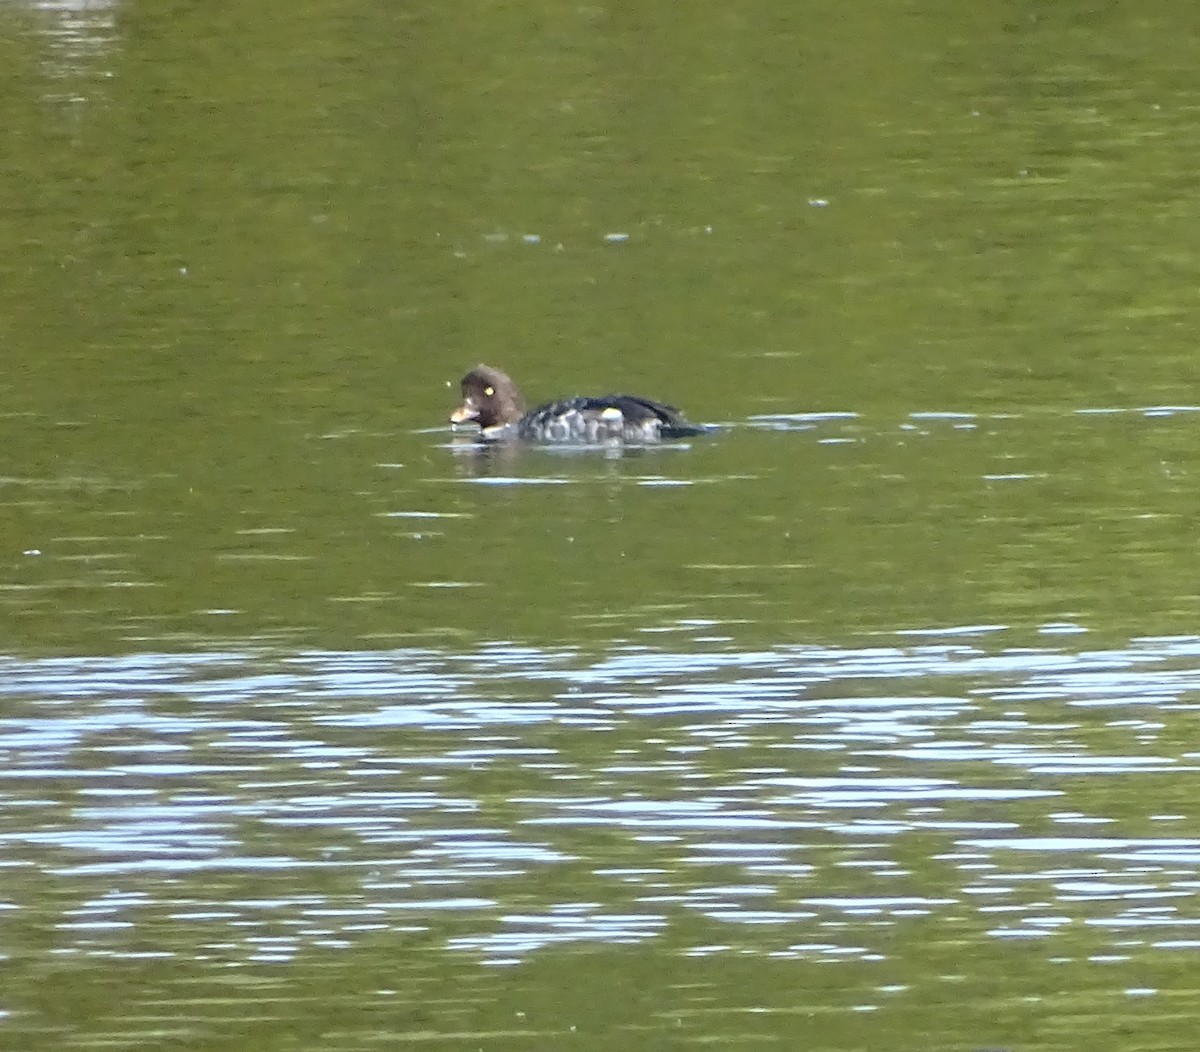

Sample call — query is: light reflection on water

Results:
[16,0,119,104]
[1,631,1199,970]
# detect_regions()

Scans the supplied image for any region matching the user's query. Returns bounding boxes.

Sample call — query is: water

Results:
[3,634,1200,1047]
[5,0,1200,1047]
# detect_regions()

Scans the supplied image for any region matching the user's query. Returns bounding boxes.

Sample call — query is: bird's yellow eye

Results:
[484,386,495,397]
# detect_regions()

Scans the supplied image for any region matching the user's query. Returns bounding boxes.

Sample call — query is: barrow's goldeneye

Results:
[449,364,709,443]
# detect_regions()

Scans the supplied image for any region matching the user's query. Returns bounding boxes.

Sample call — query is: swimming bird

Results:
[449,364,709,443]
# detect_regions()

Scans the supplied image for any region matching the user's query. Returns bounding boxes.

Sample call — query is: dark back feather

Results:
[521,394,707,439]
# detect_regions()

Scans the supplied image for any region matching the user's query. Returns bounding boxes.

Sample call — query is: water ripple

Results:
[1,632,1198,965]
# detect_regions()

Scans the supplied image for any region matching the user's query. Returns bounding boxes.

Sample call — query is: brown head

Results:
[449,364,526,430]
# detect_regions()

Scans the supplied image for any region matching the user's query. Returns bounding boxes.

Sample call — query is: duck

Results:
[449,364,710,443]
